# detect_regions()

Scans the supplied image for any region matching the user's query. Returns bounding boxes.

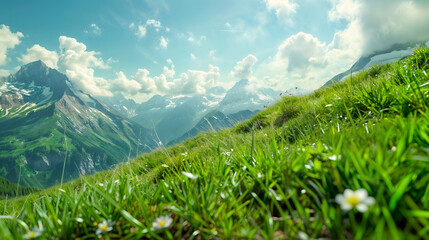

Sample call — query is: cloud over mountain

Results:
[0,25,23,66]
[330,0,429,56]
[111,62,221,102]
[258,0,429,89]
[19,44,59,69]
[57,36,112,96]
[231,54,258,80]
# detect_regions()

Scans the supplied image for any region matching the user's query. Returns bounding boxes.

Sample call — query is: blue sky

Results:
[1,0,429,102]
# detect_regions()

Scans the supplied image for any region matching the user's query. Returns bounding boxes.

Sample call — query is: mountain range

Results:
[101,79,282,144]
[0,61,284,188]
[0,61,156,188]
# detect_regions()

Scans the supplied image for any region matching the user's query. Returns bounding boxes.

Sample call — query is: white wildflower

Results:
[152,215,173,230]
[23,227,42,239]
[182,171,198,180]
[96,219,113,235]
[335,189,375,212]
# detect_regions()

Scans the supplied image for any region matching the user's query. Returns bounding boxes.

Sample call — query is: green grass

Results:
[1,46,429,239]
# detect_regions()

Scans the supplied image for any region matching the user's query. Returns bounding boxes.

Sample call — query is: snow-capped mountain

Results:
[131,88,226,143]
[218,79,281,115]
[103,79,281,144]
[322,43,417,87]
[0,61,156,188]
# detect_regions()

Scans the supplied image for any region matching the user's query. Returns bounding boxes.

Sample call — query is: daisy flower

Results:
[152,215,173,230]
[96,219,113,235]
[335,189,375,212]
[23,227,42,239]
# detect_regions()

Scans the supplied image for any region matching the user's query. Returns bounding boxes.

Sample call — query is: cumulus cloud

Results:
[231,54,258,80]
[277,33,328,72]
[58,36,112,96]
[111,61,221,101]
[160,36,168,49]
[0,25,23,65]
[130,19,163,39]
[264,0,298,23]
[19,44,59,69]
[84,23,102,35]
[330,0,429,56]
[258,0,429,90]
[110,71,141,94]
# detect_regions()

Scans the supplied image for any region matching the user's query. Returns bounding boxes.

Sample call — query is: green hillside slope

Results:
[0,177,38,200]
[1,47,428,239]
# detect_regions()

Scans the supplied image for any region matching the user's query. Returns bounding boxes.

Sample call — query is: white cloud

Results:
[19,44,59,69]
[190,53,197,60]
[58,36,112,96]
[329,0,429,56]
[160,36,168,49]
[136,25,147,38]
[257,0,429,90]
[231,54,258,80]
[0,25,23,65]
[84,23,102,35]
[130,19,163,39]
[110,71,141,94]
[264,0,298,23]
[146,19,162,29]
[277,33,328,72]
[112,62,221,101]
[181,32,206,44]
[209,50,216,60]
[0,69,10,77]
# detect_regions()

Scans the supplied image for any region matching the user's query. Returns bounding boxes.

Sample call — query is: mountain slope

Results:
[169,109,257,145]
[0,61,155,188]
[322,43,415,87]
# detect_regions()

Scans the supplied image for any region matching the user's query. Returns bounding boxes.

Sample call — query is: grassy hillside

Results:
[0,47,428,239]
[0,177,38,200]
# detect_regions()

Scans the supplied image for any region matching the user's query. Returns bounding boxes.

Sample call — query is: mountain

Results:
[169,110,257,145]
[218,79,281,115]
[0,61,155,188]
[98,96,139,119]
[322,43,415,87]
[102,81,280,144]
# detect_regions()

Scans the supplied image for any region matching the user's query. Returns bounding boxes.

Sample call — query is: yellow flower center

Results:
[93,221,98,226]
[158,220,166,227]
[101,224,109,231]
[347,196,360,207]
[28,232,35,238]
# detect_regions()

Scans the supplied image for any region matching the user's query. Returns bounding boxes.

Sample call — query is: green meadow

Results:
[1,47,428,239]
